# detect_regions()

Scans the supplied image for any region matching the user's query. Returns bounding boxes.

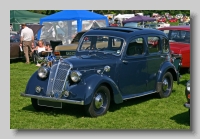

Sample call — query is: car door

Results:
[118,36,148,97]
[146,35,166,91]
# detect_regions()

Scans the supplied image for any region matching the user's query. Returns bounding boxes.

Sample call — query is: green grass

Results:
[10,60,190,129]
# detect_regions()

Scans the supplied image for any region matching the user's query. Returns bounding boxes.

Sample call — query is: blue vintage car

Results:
[21,27,180,117]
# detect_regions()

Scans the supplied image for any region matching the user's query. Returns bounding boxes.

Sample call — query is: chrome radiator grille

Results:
[46,62,71,98]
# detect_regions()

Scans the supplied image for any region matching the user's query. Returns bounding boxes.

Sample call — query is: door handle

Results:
[122,60,128,63]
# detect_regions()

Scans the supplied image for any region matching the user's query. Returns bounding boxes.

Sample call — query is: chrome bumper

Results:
[20,93,84,105]
[184,102,190,108]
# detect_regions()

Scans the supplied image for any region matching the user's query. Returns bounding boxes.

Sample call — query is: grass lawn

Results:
[10,60,190,129]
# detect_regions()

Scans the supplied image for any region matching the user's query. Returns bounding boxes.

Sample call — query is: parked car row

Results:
[20,27,181,117]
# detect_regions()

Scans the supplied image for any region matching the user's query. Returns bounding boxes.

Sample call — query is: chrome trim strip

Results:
[59,63,72,98]
[79,68,104,72]
[46,63,58,95]
[51,61,61,95]
[21,93,84,105]
[123,91,157,100]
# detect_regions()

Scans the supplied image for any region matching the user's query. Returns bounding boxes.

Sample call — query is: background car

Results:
[158,26,190,72]
[10,31,20,43]
[144,23,160,29]
[169,18,178,22]
[10,25,43,60]
[54,30,88,58]
[158,17,166,23]
[178,22,190,26]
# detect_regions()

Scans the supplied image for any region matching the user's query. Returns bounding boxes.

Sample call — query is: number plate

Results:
[66,51,75,56]
[38,100,62,108]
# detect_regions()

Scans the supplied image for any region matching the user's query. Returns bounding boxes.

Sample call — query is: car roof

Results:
[158,26,190,31]
[83,27,167,39]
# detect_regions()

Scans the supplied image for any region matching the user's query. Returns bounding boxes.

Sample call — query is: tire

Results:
[158,72,173,98]
[31,98,46,111]
[84,86,110,117]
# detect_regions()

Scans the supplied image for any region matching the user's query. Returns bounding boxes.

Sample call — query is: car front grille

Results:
[46,61,71,98]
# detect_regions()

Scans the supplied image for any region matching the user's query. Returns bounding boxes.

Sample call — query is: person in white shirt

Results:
[32,40,51,66]
[20,23,34,64]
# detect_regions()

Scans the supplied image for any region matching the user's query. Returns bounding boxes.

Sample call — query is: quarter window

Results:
[148,36,160,53]
[162,38,169,53]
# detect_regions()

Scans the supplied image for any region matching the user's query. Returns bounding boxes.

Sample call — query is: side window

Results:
[147,36,160,54]
[126,37,144,56]
[169,30,190,43]
[162,38,169,53]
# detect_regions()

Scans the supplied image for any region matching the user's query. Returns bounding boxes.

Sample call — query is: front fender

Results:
[25,71,49,96]
[72,74,123,105]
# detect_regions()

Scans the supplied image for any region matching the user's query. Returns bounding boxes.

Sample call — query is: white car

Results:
[157,22,170,28]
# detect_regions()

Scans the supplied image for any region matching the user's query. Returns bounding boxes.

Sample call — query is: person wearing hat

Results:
[20,23,34,64]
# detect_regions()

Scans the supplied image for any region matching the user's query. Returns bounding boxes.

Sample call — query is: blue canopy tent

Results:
[38,10,109,44]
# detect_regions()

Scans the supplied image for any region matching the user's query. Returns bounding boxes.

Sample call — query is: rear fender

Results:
[156,61,179,92]
[157,61,178,82]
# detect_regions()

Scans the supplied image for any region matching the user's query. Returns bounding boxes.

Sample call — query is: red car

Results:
[158,17,166,23]
[158,26,190,71]
[169,18,178,22]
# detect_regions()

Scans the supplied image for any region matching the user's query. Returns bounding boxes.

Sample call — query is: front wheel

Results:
[84,86,110,117]
[31,98,46,111]
[158,72,173,98]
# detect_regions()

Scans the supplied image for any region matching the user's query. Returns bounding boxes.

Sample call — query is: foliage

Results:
[10,60,190,129]
[28,10,61,15]
[28,10,190,16]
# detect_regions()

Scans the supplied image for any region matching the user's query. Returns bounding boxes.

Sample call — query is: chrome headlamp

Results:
[38,66,49,79]
[70,70,82,83]
[186,80,190,92]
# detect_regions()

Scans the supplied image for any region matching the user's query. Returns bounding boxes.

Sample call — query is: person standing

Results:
[20,23,34,64]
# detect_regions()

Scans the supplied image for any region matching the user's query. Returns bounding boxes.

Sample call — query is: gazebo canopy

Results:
[38,10,109,44]
[122,15,156,24]
[10,10,46,31]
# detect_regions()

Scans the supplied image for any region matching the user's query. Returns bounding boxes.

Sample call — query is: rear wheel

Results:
[158,72,173,98]
[85,86,110,117]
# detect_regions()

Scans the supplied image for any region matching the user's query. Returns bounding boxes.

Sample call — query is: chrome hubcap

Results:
[162,79,168,92]
[94,94,103,109]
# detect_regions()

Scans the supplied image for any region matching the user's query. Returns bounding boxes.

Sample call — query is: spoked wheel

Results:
[85,86,110,117]
[158,72,173,98]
